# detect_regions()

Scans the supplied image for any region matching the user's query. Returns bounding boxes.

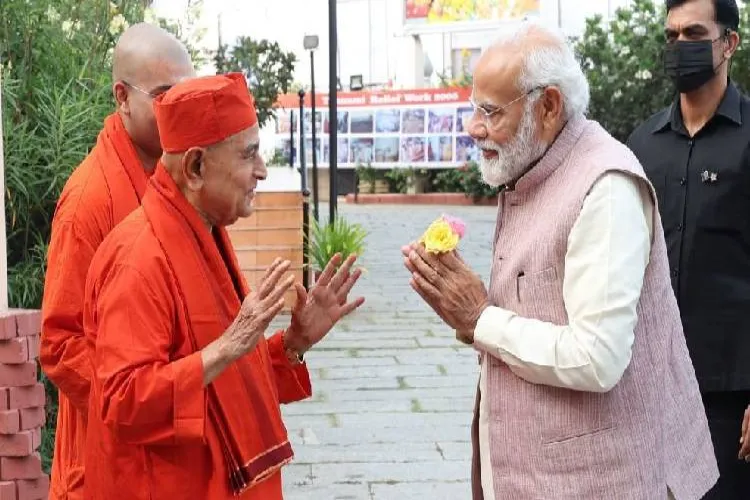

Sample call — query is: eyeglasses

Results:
[469,87,544,130]
[122,80,172,99]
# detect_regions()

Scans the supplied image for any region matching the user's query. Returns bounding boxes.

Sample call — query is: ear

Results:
[539,86,564,131]
[181,147,208,191]
[113,82,130,113]
[726,30,740,58]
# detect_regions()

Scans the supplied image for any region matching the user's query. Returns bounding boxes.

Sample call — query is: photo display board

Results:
[273,87,479,169]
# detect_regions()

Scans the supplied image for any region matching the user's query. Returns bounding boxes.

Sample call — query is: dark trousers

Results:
[702,391,750,500]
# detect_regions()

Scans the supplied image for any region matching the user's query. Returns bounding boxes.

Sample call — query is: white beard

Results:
[476,101,549,188]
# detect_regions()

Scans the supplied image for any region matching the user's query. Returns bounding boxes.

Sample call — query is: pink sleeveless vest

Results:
[471,116,718,499]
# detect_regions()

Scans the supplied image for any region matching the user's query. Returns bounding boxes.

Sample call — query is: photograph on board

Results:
[303,110,324,134]
[401,109,425,134]
[337,137,350,164]
[305,138,321,163]
[374,137,400,163]
[350,111,375,134]
[456,106,473,133]
[428,136,454,162]
[276,110,297,134]
[350,138,374,163]
[456,136,479,162]
[375,109,401,133]
[275,138,294,164]
[428,108,454,134]
[324,111,349,134]
[322,138,329,163]
[400,136,426,163]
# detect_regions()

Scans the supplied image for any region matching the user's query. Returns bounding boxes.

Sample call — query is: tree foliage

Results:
[574,0,750,142]
[214,37,296,128]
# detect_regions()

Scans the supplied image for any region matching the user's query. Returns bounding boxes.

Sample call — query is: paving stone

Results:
[282,399,412,415]
[319,387,476,403]
[291,443,443,464]
[280,203,496,497]
[288,425,472,446]
[371,481,472,499]
[319,364,444,380]
[308,460,471,484]
[436,441,474,461]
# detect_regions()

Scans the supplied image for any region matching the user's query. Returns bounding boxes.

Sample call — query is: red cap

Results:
[153,72,258,153]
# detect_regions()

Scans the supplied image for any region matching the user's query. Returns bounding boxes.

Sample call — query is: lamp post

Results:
[303,34,320,223]
[298,89,311,290]
[328,0,338,224]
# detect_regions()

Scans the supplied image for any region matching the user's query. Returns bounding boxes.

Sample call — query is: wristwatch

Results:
[282,332,304,365]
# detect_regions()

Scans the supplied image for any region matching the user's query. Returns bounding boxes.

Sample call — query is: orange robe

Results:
[82,163,311,500]
[40,113,149,500]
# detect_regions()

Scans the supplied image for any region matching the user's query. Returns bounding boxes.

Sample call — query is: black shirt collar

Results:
[652,81,742,134]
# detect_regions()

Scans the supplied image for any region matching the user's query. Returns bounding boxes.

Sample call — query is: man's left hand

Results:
[739,404,750,461]
[401,242,489,342]
[284,253,365,356]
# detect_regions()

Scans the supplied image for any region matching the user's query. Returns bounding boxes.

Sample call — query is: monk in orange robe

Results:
[39,24,195,499]
[82,72,365,499]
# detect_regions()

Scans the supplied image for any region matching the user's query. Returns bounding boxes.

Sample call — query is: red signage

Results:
[275,87,472,109]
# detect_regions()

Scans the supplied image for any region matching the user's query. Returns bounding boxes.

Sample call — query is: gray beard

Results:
[476,102,549,188]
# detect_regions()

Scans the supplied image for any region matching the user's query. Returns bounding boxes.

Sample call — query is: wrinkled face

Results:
[189,126,267,227]
[467,50,548,187]
[114,57,195,160]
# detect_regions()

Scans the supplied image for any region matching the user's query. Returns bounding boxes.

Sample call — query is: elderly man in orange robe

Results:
[40,23,195,499]
[81,72,364,499]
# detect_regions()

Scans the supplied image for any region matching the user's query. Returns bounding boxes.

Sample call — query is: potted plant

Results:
[306,216,368,281]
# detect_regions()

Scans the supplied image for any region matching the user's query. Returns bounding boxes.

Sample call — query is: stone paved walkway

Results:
[278,202,498,500]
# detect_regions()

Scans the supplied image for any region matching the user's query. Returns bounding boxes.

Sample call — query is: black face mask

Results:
[663,38,724,93]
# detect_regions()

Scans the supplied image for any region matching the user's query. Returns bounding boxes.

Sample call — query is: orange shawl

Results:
[141,164,294,494]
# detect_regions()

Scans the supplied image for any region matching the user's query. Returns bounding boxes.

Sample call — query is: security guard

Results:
[627,0,750,497]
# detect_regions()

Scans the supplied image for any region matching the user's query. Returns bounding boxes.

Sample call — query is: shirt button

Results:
[680,178,686,186]
[671,269,679,277]
[678,223,683,231]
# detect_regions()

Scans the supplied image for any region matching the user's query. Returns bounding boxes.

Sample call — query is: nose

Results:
[254,156,267,181]
[467,113,488,140]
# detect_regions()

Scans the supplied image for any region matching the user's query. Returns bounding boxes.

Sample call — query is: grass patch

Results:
[397,376,410,390]
[437,364,448,375]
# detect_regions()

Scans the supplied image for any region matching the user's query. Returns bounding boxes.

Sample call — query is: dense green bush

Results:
[574,0,750,143]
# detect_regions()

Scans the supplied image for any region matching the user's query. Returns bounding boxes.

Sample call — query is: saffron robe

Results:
[40,113,149,500]
[82,163,311,500]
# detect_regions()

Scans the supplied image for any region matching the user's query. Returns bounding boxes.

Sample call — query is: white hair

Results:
[485,21,590,120]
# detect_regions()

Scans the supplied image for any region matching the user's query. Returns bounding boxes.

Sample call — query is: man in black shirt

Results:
[627,0,750,497]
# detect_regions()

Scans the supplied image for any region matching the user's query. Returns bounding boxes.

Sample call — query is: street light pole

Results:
[298,90,310,291]
[328,0,338,224]
[304,35,321,223]
[310,50,319,223]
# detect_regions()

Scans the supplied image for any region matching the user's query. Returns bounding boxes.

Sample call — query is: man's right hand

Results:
[201,258,295,385]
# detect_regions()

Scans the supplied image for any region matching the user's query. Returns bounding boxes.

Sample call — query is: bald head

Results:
[111,23,196,171]
[112,23,192,84]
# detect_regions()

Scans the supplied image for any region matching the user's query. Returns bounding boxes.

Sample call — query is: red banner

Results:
[275,87,472,109]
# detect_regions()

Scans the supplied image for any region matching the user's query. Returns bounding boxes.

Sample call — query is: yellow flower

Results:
[420,219,460,254]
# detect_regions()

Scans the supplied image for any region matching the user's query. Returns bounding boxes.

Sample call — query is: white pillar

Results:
[0,71,8,311]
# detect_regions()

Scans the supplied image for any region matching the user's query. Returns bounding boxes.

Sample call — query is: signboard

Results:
[404,0,540,31]
[272,87,479,170]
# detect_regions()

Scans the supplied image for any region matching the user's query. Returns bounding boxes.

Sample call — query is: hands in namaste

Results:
[283,253,365,355]
[401,241,489,344]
